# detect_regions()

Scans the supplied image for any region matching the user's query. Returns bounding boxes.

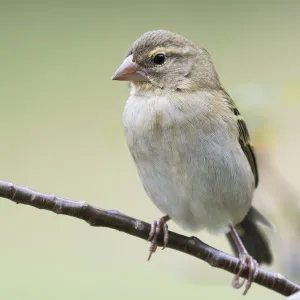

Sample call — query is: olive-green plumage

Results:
[113,30,273,268]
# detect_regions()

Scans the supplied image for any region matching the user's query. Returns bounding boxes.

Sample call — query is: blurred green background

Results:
[0,1,299,299]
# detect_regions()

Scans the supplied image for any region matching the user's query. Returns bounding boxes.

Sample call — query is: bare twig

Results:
[0,180,299,297]
[286,291,300,300]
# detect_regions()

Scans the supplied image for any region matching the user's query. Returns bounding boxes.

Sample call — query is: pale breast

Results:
[123,91,255,233]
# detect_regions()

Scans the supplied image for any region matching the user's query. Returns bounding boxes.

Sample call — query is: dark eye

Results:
[153,53,166,65]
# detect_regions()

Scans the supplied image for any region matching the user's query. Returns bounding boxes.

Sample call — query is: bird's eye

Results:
[153,53,166,65]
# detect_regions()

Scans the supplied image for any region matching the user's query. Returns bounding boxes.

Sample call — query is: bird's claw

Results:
[232,253,258,295]
[147,216,169,261]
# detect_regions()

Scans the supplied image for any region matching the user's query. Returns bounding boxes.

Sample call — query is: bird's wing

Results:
[247,206,275,230]
[225,93,259,187]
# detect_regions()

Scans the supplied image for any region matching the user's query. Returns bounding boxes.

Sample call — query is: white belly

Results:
[123,92,255,233]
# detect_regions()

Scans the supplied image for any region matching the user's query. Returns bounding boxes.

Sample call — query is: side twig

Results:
[0,180,299,297]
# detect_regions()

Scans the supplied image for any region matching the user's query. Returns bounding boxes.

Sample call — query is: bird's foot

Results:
[232,253,258,295]
[147,215,170,261]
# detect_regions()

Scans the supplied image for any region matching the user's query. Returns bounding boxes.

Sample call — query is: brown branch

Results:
[0,180,299,297]
[286,291,300,300]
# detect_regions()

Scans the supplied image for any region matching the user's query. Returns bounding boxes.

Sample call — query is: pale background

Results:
[0,1,299,299]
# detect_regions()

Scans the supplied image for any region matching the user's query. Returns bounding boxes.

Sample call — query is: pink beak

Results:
[111,55,148,82]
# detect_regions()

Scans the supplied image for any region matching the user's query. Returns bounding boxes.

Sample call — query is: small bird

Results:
[112,30,273,295]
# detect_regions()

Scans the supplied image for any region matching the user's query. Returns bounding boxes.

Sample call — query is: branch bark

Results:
[0,180,298,297]
[286,291,300,300]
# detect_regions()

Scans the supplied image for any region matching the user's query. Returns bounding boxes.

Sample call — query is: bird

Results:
[112,30,273,295]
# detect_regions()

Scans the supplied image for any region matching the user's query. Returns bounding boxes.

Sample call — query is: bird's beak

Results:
[111,55,148,82]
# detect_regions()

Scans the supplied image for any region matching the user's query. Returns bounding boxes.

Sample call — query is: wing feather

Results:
[225,94,259,187]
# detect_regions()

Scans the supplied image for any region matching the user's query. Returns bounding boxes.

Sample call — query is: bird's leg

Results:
[229,225,258,295]
[147,215,170,261]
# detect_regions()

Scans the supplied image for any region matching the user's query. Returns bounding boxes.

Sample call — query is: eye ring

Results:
[153,53,166,65]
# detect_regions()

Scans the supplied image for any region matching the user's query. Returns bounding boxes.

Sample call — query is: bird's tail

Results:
[226,207,273,265]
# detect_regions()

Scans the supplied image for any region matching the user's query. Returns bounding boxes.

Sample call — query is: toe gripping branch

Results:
[230,225,258,295]
[148,215,170,261]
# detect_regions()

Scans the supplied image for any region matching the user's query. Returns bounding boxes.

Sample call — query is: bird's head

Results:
[112,30,221,94]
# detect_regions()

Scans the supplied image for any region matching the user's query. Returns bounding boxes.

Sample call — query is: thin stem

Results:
[0,180,298,297]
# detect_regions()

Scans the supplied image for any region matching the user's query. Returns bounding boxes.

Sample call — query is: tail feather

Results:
[226,209,273,265]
